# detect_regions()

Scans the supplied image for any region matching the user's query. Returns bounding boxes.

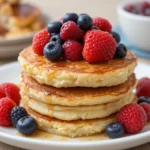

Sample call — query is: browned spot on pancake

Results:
[13,4,37,18]
[21,72,136,100]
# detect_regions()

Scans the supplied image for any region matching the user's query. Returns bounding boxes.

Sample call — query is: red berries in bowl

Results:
[124,1,150,16]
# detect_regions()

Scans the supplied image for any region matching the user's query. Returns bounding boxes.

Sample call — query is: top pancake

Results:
[18,46,137,88]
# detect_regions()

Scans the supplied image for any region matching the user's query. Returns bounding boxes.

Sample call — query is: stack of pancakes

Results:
[18,46,137,137]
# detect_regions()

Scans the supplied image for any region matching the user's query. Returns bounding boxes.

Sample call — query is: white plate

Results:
[0,62,150,150]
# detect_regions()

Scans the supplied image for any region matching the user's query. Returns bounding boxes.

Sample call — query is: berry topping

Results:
[138,96,150,104]
[124,5,135,12]
[91,26,100,30]
[50,34,64,44]
[77,14,93,31]
[144,8,150,16]
[93,17,112,32]
[44,41,63,61]
[0,88,5,99]
[11,106,27,127]
[140,102,150,121]
[136,77,150,97]
[117,104,147,134]
[32,29,51,55]
[110,31,121,43]
[83,30,116,63]
[115,43,127,58]
[139,2,150,12]
[63,40,83,61]
[63,13,78,23]
[0,98,16,126]
[106,122,124,139]
[0,83,21,105]
[16,116,37,135]
[47,21,62,34]
[60,21,84,40]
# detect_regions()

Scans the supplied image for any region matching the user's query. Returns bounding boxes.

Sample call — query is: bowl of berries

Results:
[117,0,150,51]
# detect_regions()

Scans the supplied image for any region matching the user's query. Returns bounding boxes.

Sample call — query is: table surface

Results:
[0,0,150,149]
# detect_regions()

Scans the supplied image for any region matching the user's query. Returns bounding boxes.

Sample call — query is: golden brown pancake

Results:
[21,100,116,137]
[21,92,134,121]
[18,47,137,88]
[20,72,137,106]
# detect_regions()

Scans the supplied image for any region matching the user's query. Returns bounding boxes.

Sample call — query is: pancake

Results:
[18,46,137,88]
[20,72,137,106]
[21,92,134,121]
[10,4,40,27]
[21,100,116,137]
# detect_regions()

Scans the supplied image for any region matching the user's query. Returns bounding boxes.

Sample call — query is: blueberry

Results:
[11,106,27,127]
[106,122,124,139]
[50,34,64,45]
[44,41,63,61]
[91,26,100,30]
[115,43,127,58]
[63,13,78,23]
[138,96,150,104]
[16,116,37,135]
[110,31,121,43]
[77,14,93,31]
[47,21,62,34]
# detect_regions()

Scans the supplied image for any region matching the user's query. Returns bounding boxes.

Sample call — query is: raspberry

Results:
[11,106,27,127]
[0,83,21,105]
[83,30,116,63]
[60,21,84,40]
[140,102,150,121]
[136,77,150,97]
[0,98,16,126]
[62,40,83,61]
[93,17,112,32]
[32,29,51,55]
[117,104,147,134]
[0,88,5,99]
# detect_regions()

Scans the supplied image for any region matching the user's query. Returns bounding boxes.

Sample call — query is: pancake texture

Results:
[21,92,134,121]
[18,46,137,88]
[21,101,116,137]
[20,72,137,106]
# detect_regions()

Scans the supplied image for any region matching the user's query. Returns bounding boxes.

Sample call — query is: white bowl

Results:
[0,14,50,59]
[117,0,150,51]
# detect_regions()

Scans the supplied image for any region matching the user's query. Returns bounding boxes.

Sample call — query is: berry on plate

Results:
[63,13,78,23]
[47,21,62,34]
[0,88,5,99]
[0,97,16,126]
[138,96,150,104]
[0,83,21,105]
[16,116,37,135]
[115,43,127,58]
[83,30,116,63]
[106,122,124,139]
[63,40,83,61]
[117,104,147,134]
[77,14,93,31]
[140,102,150,121]
[110,31,121,43]
[136,77,150,97]
[44,41,63,61]
[60,21,84,40]
[11,106,28,127]
[93,17,112,32]
[50,34,64,45]
[32,29,51,56]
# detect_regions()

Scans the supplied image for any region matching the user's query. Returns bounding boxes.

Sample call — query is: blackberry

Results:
[11,106,27,127]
